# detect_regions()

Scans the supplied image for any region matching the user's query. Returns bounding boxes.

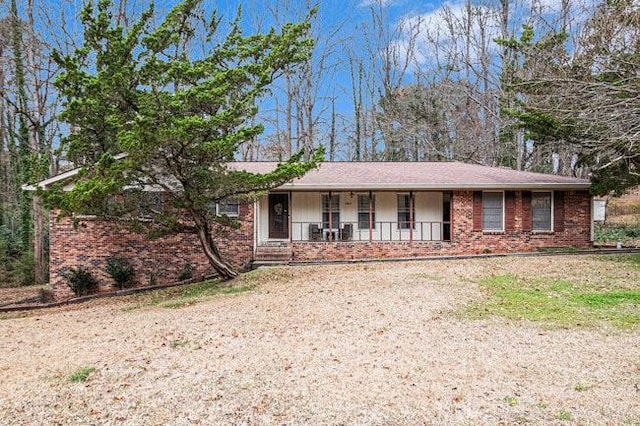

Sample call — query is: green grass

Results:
[125,279,256,310]
[465,273,640,329]
[68,367,96,383]
[555,409,573,421]
[600,254,640,267]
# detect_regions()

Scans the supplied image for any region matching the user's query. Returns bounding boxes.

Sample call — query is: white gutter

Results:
[276,182,591,191]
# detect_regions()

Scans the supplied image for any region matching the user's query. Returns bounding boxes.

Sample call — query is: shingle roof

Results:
[25,160,590,191]
[233,161,590,191]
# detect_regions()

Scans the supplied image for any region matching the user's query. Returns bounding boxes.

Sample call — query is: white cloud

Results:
[392,1,502,69]
[358,0,402,8]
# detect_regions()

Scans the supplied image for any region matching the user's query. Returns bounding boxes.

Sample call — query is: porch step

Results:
[254,244,292,264]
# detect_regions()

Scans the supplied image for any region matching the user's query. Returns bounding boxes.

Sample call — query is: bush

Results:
[38,288,53,303]
[105,257,135,289]
[178,263,193,281]
[64,266,99,296]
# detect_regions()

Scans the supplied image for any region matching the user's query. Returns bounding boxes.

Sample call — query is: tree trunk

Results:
[192,213,238,280]
[32,195,46,284]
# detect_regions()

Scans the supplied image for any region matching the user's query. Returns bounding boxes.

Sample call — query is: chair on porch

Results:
[309,223,322,241]
[341,223,353,241]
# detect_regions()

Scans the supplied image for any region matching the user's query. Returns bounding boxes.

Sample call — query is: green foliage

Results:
[49,0,322,279]
[594,223,640,244]
[503,395,518,407]
[68,367,96,383]
[14,251,35,287]
[178,263,193,281]
[105,256,135,289]
[0,227,36,287]
[601,254,640,266]
[555,409,572,421]
[64,266,99,296]
[466,273,640,328]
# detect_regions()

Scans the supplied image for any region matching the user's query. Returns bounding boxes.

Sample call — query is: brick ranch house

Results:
[30,161,593,300]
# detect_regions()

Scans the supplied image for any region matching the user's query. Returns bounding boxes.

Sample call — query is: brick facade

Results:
[49,205,254,300]
[48,189,591,300]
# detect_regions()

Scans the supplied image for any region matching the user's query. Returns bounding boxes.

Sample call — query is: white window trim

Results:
[482,190,504,233]
[215,202,240,217]
[531,190,554,232]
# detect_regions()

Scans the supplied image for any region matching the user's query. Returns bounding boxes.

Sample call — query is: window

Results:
[532,192,552,231]
[482,192,503,231]
[397,194,413,229]
[357,194,375,229]
[322,194,340,229]
[217,201,239,217]
[207,201,240,217]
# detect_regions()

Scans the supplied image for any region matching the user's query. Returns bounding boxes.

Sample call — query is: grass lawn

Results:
[466,254,640,329]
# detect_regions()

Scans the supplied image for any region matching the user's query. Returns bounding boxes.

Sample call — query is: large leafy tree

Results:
[502,1,640,194]
[49,0,321,279]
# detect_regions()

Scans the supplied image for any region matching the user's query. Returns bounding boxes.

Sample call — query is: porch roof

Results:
[233,161,591,191]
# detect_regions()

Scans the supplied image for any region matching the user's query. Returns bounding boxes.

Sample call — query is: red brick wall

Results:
[291,190,592,262]
[49,205,254,300]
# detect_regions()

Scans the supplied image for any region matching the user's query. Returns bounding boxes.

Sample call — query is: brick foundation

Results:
[49,205,254,300]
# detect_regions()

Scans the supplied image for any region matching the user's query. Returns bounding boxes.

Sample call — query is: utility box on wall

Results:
[593,199,606,222]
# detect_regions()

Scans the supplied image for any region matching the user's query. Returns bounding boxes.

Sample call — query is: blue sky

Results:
[3,0,591,159]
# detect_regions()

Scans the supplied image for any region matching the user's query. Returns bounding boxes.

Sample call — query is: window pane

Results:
[397,194,412,229]
[482,192,503,231]
[218,202,239,216]
[357,195,375,229]
[532,192,552,231]
[322,194,340,228]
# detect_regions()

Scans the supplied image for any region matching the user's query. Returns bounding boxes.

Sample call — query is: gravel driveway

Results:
[1,256,638,425]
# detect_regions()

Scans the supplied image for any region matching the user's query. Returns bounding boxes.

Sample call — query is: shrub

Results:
[105,257,135,289]
[64,266,99,296]
[38,288,53,303]
[178,263,193,281]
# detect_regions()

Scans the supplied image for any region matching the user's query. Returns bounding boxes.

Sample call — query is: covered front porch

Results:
[255,190,451,245]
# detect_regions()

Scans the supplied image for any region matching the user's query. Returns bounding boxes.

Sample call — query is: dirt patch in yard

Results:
[1,256,638,425]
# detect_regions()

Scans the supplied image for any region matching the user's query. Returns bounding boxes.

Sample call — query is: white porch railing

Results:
[290,221,450,242]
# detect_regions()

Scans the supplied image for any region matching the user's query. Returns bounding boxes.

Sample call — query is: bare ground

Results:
[1,255,638,425]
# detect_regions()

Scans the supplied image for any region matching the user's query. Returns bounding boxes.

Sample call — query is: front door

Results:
[268,193,289,239]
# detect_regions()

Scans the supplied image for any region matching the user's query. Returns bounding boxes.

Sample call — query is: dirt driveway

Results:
[1,256,638,425]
